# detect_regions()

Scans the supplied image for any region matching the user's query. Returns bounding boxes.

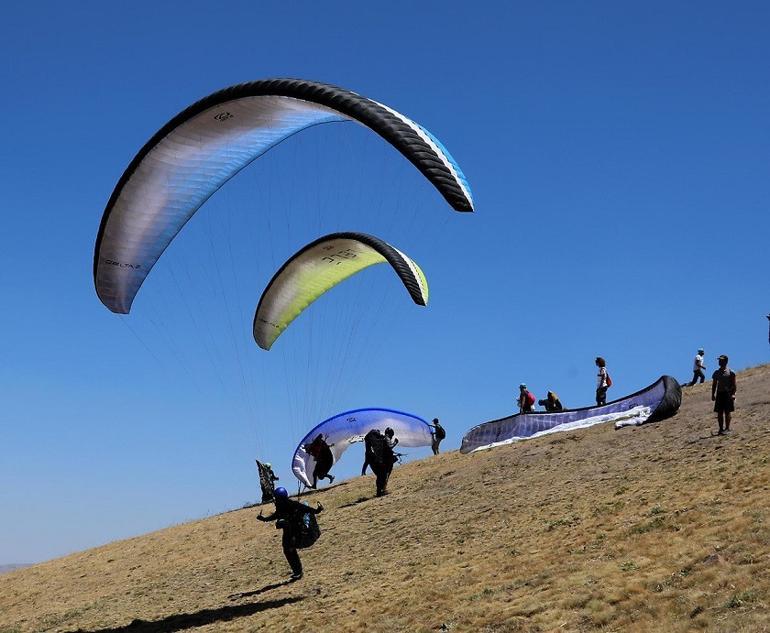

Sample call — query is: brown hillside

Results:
[2,366,770,633]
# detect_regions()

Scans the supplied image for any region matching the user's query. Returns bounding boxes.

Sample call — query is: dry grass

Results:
[2,365,770,633]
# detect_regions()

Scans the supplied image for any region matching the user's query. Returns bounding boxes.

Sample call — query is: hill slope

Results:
[2,366,769,633]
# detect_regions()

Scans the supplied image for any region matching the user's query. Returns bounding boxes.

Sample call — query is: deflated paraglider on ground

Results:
[291,407,434,488]
[460,376,682,454]
[93,78,473,315]
[253,232,429,350]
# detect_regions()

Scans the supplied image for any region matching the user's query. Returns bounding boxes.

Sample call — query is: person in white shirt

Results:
[595,357,609,406]
[689,348,706,386]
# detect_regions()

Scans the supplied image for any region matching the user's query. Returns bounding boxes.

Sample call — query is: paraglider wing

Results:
[256,460,276,496]
[253,232,428,350]
[292,408,433,488]
[94,78,473,314]
[460,376,682,453]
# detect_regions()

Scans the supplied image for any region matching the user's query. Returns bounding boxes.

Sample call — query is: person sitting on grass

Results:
[518,383,535,413]
[538,391,564,412]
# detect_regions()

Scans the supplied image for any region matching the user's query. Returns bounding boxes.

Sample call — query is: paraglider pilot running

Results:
[303,434,335,488]
[257,487,323,581]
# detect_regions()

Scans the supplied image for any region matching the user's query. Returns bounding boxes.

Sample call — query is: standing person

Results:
[256,460,279,504]
[361,428,381,475]
[429,418,446,455]
[369,428,398,496]
[517,384,535,413]
[257,487,323,581]
[689,348,707,386]
[711,354,737,435]
[595,357,610,406]
[379,427,399,495]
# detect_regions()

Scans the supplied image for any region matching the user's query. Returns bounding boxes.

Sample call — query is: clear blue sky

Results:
[1,1,768,563]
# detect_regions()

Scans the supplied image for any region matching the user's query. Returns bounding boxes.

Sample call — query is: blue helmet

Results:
[274,487,288,499]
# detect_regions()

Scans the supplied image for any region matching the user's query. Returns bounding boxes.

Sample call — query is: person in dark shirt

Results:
[429,418,446,455]
[257,487,323,580]
[303,434,335,488]
[368,428,398,496]
[538,391,564,412]
[361,428,381,475]
[711,354,737,435]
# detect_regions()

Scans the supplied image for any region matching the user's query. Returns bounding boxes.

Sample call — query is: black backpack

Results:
[365,429,385,461]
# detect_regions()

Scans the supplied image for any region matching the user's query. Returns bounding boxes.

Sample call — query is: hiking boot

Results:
[328,475,335,484]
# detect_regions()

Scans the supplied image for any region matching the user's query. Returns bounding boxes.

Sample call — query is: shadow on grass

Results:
[339,496,372,509]
[298,480,349,497]
[67,595,304,633]
[228,579,294,601]
[684,434,726,444]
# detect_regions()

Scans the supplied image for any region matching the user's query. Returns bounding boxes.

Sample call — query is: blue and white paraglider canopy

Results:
[292,407,433,488]
[94,78,473,315]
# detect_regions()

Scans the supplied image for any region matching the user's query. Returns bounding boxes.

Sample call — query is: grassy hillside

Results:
[2,365,769,633]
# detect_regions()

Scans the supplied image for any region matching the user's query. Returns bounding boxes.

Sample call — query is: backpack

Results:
[605,372,613,388]
[364,429,382,450]
[434,425,446,440]
[295,504,321,549]
[365,430,387,463]
[526,391,536,406]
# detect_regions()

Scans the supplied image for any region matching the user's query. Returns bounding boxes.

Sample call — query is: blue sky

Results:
[1,1,768,563]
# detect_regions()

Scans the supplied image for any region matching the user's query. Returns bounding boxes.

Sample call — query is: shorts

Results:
[714,392,735,413]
